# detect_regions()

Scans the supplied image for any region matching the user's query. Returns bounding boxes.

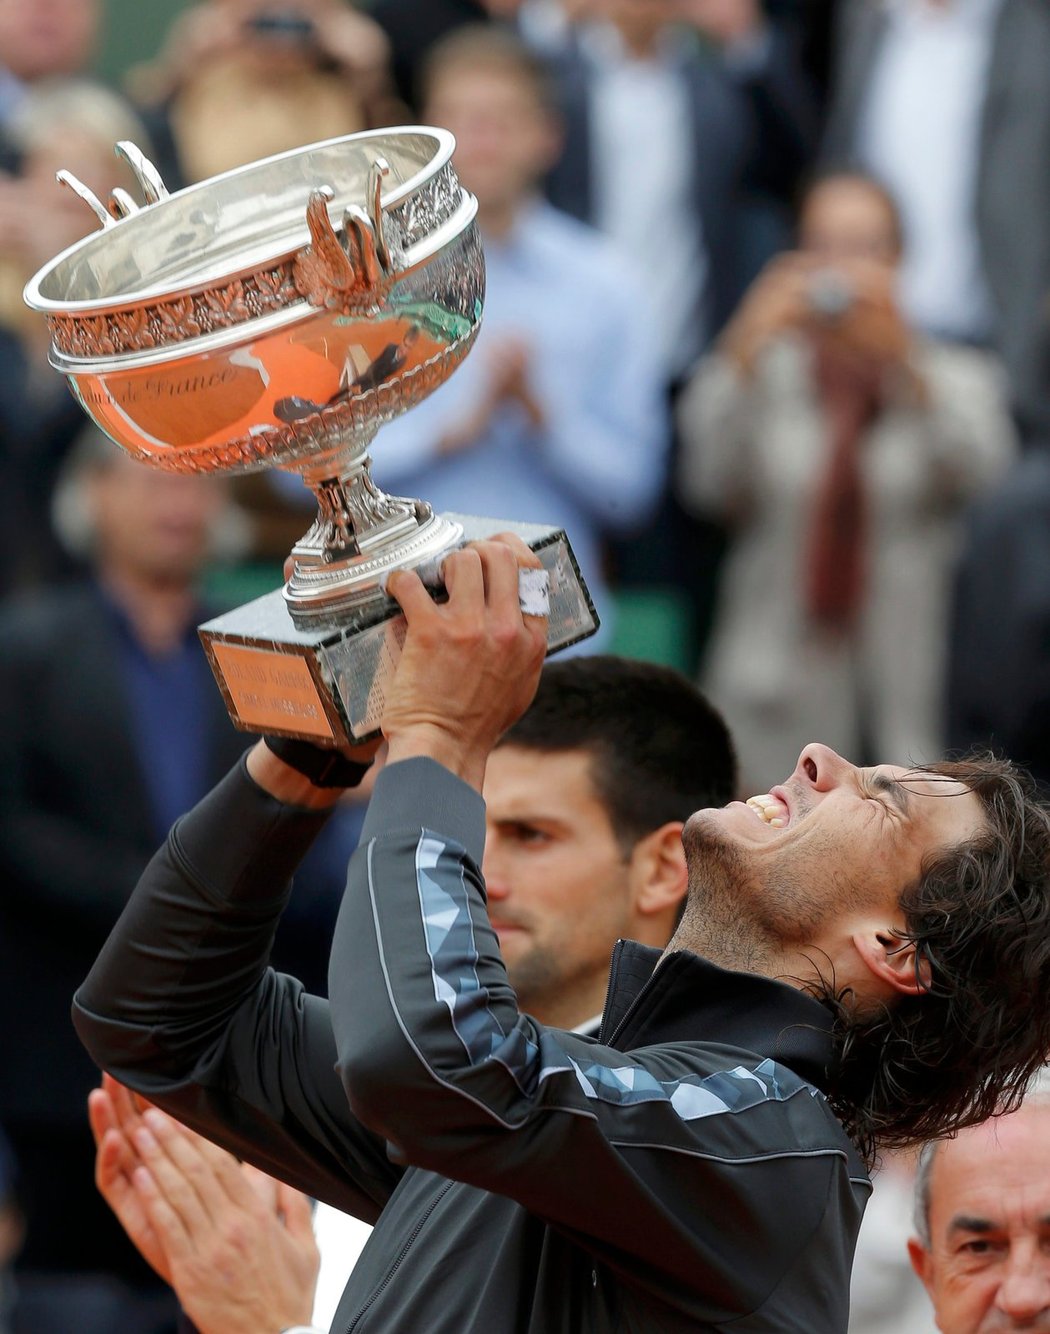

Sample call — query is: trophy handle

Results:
[114,141,170,205]
[56,170,117,230]
[292,158,396,313]
[368,155,393,270]
[56,141,170,230]
[343,204,382,291]
[108,187,140,221]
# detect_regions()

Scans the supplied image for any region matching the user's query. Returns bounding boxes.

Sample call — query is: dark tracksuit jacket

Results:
[74,756,871,1332]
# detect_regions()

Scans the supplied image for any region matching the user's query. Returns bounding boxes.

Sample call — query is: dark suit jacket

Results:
[822,0,1050,437]
[545,29,819,340]
[947,451,1050,789]
[0,582,248,1130]
[368,0,489,108]
[0,331,87,592]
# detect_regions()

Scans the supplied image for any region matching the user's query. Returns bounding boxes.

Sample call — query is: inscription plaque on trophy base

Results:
[199,514,598,745]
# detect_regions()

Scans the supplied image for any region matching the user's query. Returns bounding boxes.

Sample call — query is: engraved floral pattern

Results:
[75,315,118,358]
[256,267,300,304]
[205,279,250,324]
[388,163,461,250]
[49,261,304,358]
[111,307,157,351]
[155,297,202,340]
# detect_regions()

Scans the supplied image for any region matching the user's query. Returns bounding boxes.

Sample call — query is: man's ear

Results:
[852,927,932,998]
[907,1236,934,1293]
[627,823,687,936]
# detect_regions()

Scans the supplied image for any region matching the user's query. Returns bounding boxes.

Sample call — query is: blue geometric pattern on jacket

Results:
[563,1054,816,1120]
[415,831,819,1121]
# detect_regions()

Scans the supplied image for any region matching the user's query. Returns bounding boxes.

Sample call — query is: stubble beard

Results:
[508,944,605,1030]
[676,814,841,977]
[506,945,562,1016]
[675,820,780,973]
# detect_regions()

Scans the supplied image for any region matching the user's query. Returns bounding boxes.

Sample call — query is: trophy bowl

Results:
[24,129,598,743]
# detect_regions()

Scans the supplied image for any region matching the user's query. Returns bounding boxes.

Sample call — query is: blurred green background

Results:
[93,0,192,86]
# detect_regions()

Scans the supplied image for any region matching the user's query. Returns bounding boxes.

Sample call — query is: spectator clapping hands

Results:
[89,1075,319,1334]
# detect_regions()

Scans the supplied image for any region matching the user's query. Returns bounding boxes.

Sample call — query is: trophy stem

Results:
[283,439,462,625]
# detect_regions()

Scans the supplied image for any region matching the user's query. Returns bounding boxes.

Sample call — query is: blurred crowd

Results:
[2,0,1050,1330]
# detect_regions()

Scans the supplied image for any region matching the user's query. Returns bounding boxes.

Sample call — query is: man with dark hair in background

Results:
[485,655,738,1028]
[74,536,1050,1331]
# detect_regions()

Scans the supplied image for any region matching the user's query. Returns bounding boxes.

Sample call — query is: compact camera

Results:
[245,10,318,45]
[805,269,855,320]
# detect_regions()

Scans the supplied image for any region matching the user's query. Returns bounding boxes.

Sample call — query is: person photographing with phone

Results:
[677,170,1017,788]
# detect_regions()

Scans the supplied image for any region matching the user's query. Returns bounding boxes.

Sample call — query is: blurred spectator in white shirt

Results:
[823,0,1050,443]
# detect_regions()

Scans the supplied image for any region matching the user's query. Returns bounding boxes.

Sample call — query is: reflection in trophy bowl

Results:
[23,128,485,619]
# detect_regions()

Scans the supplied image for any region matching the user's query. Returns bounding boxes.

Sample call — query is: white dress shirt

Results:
[583,24,707,379]
[857,0,1003,343]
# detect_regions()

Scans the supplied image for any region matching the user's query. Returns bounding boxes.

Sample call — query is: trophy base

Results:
[199,514,599,745]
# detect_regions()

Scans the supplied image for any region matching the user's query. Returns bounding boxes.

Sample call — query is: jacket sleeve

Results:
[72,757,404,1222]
[330,758,866,1318]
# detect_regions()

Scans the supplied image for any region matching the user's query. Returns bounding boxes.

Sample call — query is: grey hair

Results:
[912,1140,939,1247]
[912,1080,1050,1246]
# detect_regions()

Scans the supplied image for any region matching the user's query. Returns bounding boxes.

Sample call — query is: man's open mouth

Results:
[745,793,789,827]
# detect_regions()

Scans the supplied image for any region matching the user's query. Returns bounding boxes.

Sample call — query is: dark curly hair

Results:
[825,753,1050,1164]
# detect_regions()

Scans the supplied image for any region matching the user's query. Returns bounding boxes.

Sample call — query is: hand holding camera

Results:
[721,251,914,381]
[803,257,916,388]
[718,251,817,374]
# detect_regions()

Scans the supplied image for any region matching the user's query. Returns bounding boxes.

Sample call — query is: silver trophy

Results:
[24,129,598,744]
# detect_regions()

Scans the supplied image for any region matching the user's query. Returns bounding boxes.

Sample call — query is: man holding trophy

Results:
[71,521,1050,1332]
[26,123,1050,1331]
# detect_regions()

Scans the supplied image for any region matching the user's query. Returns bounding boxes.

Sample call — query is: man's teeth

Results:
[746,794,786,828]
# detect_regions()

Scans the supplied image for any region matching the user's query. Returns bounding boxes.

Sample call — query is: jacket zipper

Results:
[345,1178,456,1332]
[597,940,626,1044]
[605,965,665,1049]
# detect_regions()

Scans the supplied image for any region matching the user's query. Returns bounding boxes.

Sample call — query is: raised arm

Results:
[73,742,401,1222]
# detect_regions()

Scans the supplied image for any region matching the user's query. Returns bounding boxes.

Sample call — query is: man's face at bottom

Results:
[909,1108,1050,1332]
